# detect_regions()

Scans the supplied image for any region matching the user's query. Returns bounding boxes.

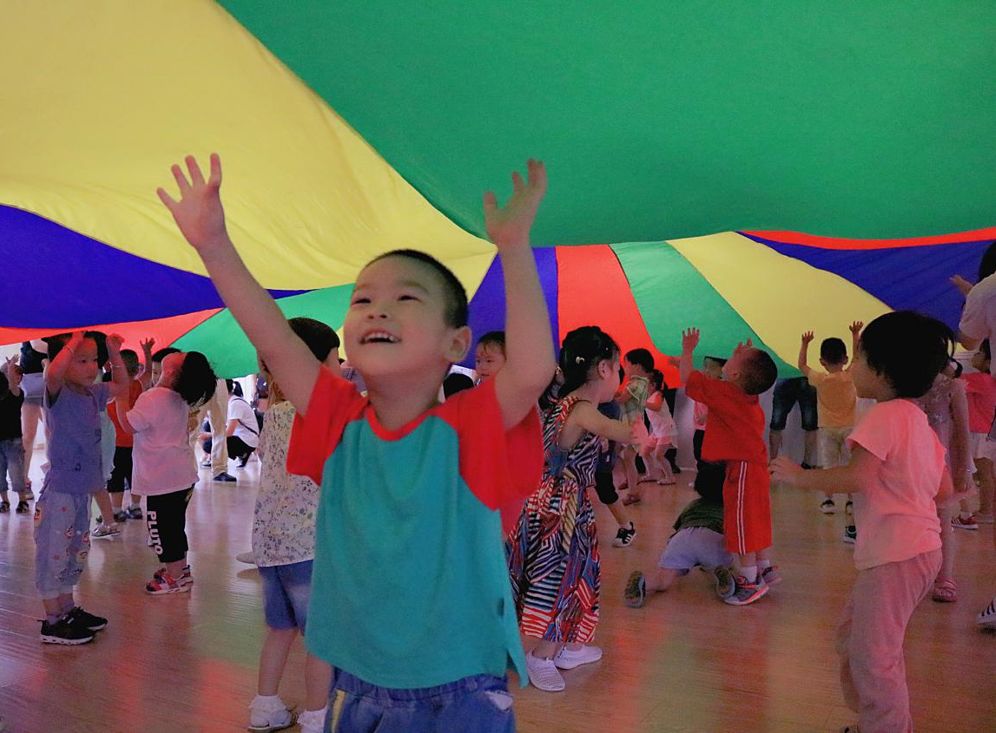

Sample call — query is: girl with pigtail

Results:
[507,326,649,693]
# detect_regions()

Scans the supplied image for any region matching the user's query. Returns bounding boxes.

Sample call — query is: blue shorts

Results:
[34,490,91,599]
[21,372,44,407]
[659,527,734,575]
[769,377,818,432]
[327,670,514,733]
[258,559,313,632]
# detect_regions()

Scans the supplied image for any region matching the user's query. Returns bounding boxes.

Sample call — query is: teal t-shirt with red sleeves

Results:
[287,367,542,689]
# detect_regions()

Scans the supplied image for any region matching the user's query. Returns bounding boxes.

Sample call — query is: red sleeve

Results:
[286,366,367,485]
[441,378,543,515]
[685,370,734,410]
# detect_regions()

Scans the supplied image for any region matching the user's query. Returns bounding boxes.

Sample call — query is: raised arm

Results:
[678,328,700,385]
[798,331,814,376]
[485,160,557,429]
[3,358,22,398]
[45,331,84,398]
[139,338,155,390]
[157,155,318,413]
[105,334,129,400]
[848,321,863,364]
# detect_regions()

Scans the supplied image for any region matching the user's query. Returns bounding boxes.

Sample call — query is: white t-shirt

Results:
[846,399,944,571]
[228,396,260,448]
[127,387,198,496]
[960,274,996,374]
[646,402,677,439]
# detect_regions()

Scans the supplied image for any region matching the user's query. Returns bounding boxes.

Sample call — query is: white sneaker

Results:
[248,695,294,732]
[296,708,327,733]
[526,652,565,692]
[977,596,996,630]
[554,644,603,670]
[236,551,256,565]
[92,523,121,539]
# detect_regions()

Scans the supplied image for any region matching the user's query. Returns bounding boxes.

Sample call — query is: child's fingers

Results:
[171,164,191,193]
[156,187,177,210]
[482,191,498,216]
[511,171,525,194]
[209,153,222,186]
[185,155,205,186]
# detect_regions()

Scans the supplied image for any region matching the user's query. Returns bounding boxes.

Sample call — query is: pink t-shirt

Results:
[961,372,996,434]
[846,399,943,571]
[692,400,708,431]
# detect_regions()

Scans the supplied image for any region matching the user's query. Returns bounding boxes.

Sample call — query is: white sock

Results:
[757,559,772,571]
[741,565,758,583]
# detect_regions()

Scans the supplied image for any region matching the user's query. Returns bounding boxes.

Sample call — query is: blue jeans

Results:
[34,491,91,599]
[327,671,515,733]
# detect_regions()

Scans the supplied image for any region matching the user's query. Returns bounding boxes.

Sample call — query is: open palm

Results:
[157,154,228,251]
[483,159,547,248]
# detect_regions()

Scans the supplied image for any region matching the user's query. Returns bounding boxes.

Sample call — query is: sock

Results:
[741,565,758,583]
[960,512,973,520]
[757,559,772,571]
[46,613,62,625]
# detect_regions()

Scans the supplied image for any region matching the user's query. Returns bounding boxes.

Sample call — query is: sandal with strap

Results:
[932,578,958,603]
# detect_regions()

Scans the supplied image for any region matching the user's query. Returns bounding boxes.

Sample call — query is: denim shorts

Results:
[327,670,514,733]
[259,559,313,632]
[21,372,44,406]
[770,377,818,431]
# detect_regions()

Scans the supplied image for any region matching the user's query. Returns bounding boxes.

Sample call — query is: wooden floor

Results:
[1,454,993,733]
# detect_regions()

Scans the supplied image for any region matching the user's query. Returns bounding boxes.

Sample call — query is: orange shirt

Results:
[107,379,143,447]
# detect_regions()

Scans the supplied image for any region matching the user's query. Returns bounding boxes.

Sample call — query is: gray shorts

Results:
[659,527,734,575]
[34,491,91,599]
[21,372,45,407]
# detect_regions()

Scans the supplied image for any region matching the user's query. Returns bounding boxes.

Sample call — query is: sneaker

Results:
[977,596,996,630]
[843,525,857,544]
[40,615,95,645]
[213,471,237,483]
[92,523,121,540]
[0,500,8,513]
[155,565,194,587]
[237,455,250,469]
[525,652,565,692]
[296,708,327,733]
[15,500,29,514]
[67,606,108,632]
[951,514,979,531]
[125,505,143,520]
[24,487,34,500]
[760,565,783,586]
[612,522,637,548]
[236,551,256,565]
[714,566,735,599]
[723,575,769,606]
[819,498,836,514]
[976,512,994,524]
[145,570,192,595]
[554,644,602,670]
[624,571,647,608]
[200,459,212,468]
[112,510,129,523]
[931,579,958,603]
[845,499,854,516]
[248,695,294,732]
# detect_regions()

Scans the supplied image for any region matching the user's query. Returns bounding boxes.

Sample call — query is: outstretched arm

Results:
[798,331,814,376]
[485,160,556,429]
[139,338,155,390]
[848,321,863,366]
[3,358,22,398]
[157,155,318,413]
[770,444,878,494]
[105,334,129,400]
[678,328,699,385]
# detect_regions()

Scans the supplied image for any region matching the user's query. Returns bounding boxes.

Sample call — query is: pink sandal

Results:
[931,578,958,603]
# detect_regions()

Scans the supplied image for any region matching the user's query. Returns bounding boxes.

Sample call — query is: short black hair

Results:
[859,311,952,398]
[703,356,727,369]
[443,372,474,399]
[980,339,991,362]
[174,352,217,407]
[225,378,244,398]
[624,348,654,373]
[289,317,340,362]
[152,347,181,363]
[978,241,996,281]
[650,369,664,392]
[740,349,778,396]
[560,326,620,398]
[477,331,506,353]
[120,349,141,377]
[367,249,469,328]
[47,331,109,367]
[820,337,847,365]
[0,371,8,399]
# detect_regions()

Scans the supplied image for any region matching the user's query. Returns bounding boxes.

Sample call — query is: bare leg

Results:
[257,628,296,696]
[606,501,630,528]
[21,403,42,486]
[973,458,994,516]
[935,506,955,583]
[110,492,124,512]
[803,430,818,467]
[624,449,642,501]
[645,567,681,593]
[769,429,783,461]
[531,640,562,660]
[304,653,333,714]
[93,491,114,525]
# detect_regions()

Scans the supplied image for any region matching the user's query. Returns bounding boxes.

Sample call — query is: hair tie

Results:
[575,355,586,364]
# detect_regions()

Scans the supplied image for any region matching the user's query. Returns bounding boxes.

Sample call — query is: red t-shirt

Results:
[961,372,996,434]
[107,379,143,448]
[685,371,767,463]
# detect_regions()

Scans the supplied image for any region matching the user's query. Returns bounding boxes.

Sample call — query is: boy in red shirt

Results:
[679,328,778,605]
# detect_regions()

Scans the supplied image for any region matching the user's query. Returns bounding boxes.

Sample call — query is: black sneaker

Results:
[40,616,95,645]
[126,505,143,520]
[112,510,129,523]
[612,522,637,548]
[67,606,108,632]
[213,472,237,483]
[0,500,8,513]
[15,500,29,514]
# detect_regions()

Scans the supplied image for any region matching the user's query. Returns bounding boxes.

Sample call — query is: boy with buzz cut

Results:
[799,323,862,533]
[679,328,779,605]
[158,154,554,731]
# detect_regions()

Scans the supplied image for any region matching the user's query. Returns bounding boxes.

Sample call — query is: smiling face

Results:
[64,338,100,387]
[344,255,470,382]
[474,343,506,381]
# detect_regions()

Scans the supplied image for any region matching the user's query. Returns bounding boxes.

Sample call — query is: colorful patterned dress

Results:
[507,394,601,643]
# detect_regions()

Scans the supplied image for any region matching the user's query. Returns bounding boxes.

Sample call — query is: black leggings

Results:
[593,469,619,506]
[693,430,726,501]
[147,486,193,564]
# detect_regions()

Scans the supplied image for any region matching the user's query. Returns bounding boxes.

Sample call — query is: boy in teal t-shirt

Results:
[158,154,555,731]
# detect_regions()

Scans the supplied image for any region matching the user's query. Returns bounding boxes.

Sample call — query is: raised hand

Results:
[157,154,229,252]
[483,159,547,249]
[950,275,973,296]
[140,337,156,354]
[2,357,21,387]
[801,331,815,345]
[106,333,124,353]
[849,321,864,335]
[682,328,700,353]
[731,337,754,359]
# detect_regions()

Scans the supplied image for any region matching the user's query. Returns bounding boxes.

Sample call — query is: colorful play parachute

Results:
[2,2,994,378]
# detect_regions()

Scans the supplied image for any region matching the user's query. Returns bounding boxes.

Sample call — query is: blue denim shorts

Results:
[258,559,313,632]
[770,377,818,431]
[327,670,515,733]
